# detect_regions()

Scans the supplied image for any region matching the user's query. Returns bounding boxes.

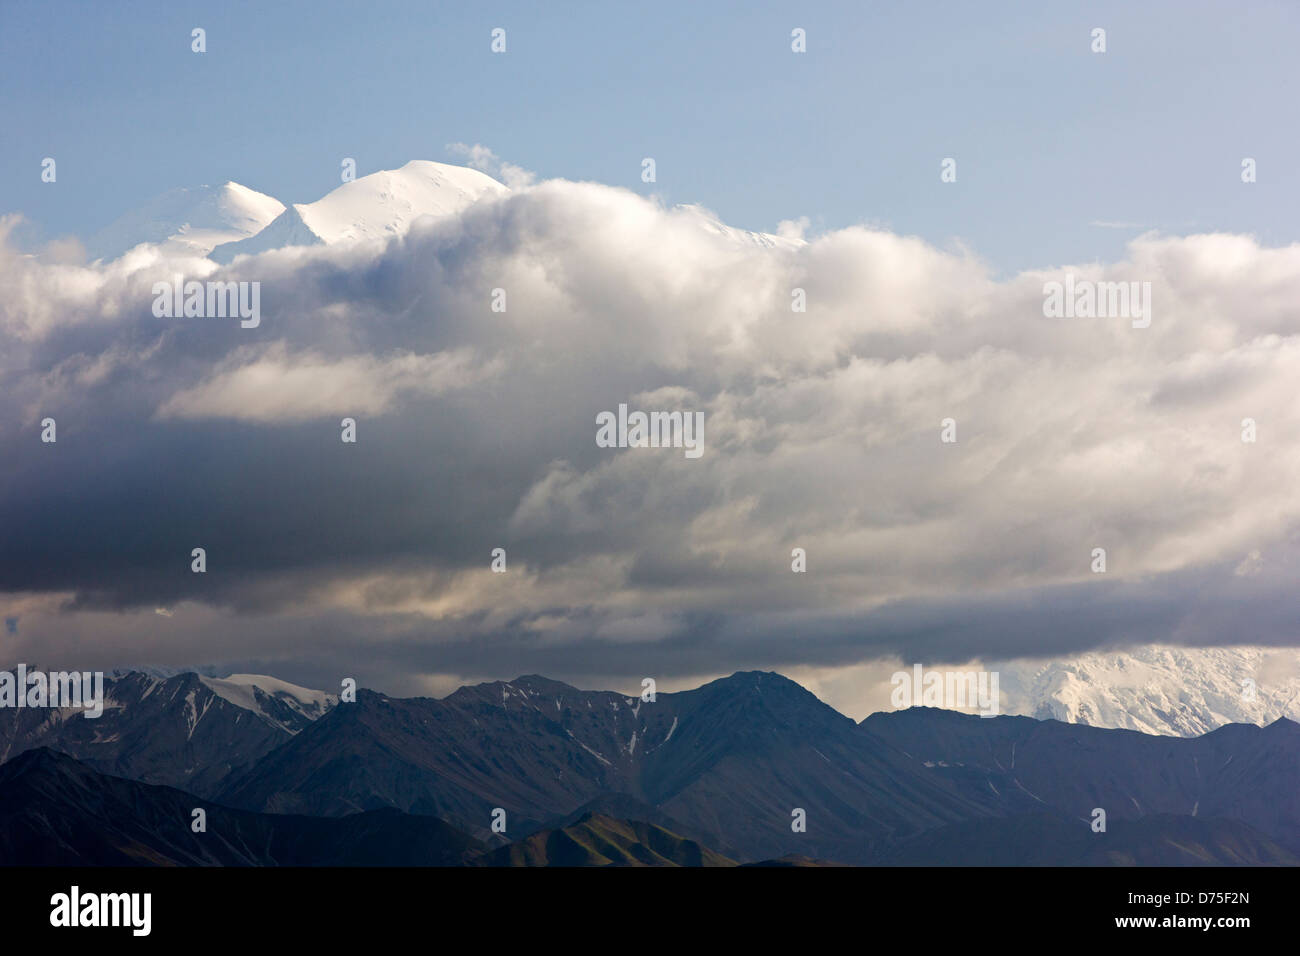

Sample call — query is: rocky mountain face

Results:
[0,671,334,797]
[216,671,992,862]
[3,668,1297,865]
[994,645,1300,737]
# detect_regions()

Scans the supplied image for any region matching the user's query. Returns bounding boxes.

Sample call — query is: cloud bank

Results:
[2,180,1299,693]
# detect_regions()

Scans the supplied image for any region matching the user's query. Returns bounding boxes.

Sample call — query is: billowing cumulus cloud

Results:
[154,344,501,423]
[2,178,1299,694]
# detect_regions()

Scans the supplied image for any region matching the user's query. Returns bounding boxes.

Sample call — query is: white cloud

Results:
[446,142,536,188]
[4,176,1300,686]
[154,343,501,423]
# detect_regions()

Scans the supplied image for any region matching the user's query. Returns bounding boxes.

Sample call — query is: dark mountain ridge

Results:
[0,748,480,866]
[216,671,992,861]
[861,707,1300,853]
[2,670,1296,865]
[0,671,329,797]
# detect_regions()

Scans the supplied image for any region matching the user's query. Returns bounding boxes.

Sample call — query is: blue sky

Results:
[2,0,1296,273]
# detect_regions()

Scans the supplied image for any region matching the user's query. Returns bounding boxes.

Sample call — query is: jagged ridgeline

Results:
[1,670,1296,866]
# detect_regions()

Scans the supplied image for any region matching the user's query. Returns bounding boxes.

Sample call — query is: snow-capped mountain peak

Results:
[197,673,336,732]
[88,160,806,267]
[993,645,1300,737]
[209,159,508,262]
[88,181,285,261]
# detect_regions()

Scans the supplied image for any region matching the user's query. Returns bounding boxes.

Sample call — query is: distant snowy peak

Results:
[994,645,1300,737]
[92,160,800,266]
[676,204,805,251]
[88,182,284,261]
[208,203,322,261]
[210,160,508,262]
[197,673,336,733]
[299,160,509,242]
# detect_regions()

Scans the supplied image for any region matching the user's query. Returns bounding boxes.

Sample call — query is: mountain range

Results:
[0,671,333,796]
[82,158,800,265]
[992,644,1300,737]
[208,160,508,262]
[0,667,1296,866]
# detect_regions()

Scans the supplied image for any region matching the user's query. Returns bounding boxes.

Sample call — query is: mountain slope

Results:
[674,204,804,251]
[994,645,1300,737]
[197,674,335,732]
[209,160,507,262]
[0,748,481,866]
[88,182,284,260]
[476,812,735,867]
[638,672,991,862]
[873,810,1298,866]
[219,671,991,861]
[0,671,334,796]
[860,707,1300,853]
[531,791,743,858]
[215,681,624,836]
